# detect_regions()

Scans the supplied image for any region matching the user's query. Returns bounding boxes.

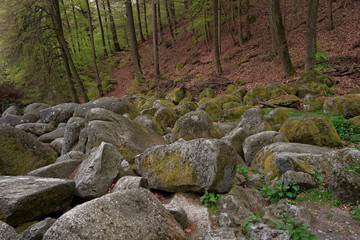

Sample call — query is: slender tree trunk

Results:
[270,0,295,77]
[169,0,176,28]
[152,0,160,82]
[244,0,251,40]
[165,0,175,46]
[204,7,210,46]
[143,0,150,38]
[327,0,334,30]
[102,0,112,52]
[213,0,222,76]
[218,0,221,53]
[125,0,143,81]
[305,0,319,72]
[61,49,80,103]
[60,0,76,53]
[136,0,146,42]
[238,0,244,45]
[106,0,121,52]
[220,1,237,45]
[95,0,108,57]
[49,0,89,102]
[71,0,81,52]
[85,0,104,96]
[157,1,164,42]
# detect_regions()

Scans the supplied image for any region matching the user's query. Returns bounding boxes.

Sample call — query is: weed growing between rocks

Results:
[350,201,360,223]
[200,191,222,215]
[258,180,301,204]
[236,165,249,180]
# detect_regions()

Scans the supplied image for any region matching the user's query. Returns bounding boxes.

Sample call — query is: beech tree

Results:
[106,0,122,52]
[270,0,295,77]
[213,0,222,76]
[95,0,108,56]
[152,0,160,81]
[136,0,146,42]
[305,0,319,72]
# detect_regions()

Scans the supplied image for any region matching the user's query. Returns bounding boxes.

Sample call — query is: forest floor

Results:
[105,0,360,99]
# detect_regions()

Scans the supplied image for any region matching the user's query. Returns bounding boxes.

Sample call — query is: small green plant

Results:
[276,215,319,240]
[200,191,222,208]
[237,165,249,180]
[259,181,301,204]
[296,188,333,204]
[349,163,360,175]
[350,201,360,223]
[317,83,336,96]
[314,53,331,72]
[310,169,324,185]
[356,146,360,151]
[240,212,263,235]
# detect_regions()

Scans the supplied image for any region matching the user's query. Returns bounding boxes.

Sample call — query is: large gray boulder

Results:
[43,188,186,240]
[0,124,56,176]
[249,223,290,240]
[61,117,85,155]
[243,131,287,166]
[24,103,50,119]
[19,217,56,240]
[0,114,22,126]
[0,176,75,227]
[0,220,19,240]
[15,123,55,136]
[2,105,21,117]
[55,151,87,163]
[73,142,123,199]
[39,103,79,125]
[38,125,66,143]
[135,138,238,193]
[133,114,163,135]
[27,159,82,179]
[112,176,148,192]
[73,97,139,119]
[323,94,360,117]
[75,108,165,162]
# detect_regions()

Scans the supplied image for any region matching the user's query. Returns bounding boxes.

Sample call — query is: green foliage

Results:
[317,83,336,96]
[349,201,360,223]
[200,191,222,208]
[237,165,249,180]
[276,215,319,240]
[259,181,301,204]
[314,53,331,72]
[240,212,263,235]
[310,170,324,185]
[349,163,360,175]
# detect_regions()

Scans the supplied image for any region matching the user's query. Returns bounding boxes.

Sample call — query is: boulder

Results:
[133,114,163,136]
[213,122,237,137]
[50,138,63,154]
[223,106,252,121]
[38,126,65,143]
[135,138,238,193]
[1,106,21,117]
[209,95,239,108]
[118,159,137,177]
[73,97,139,119]
[323,94,360,117]
[0,176,75,227]
[264,109,289,131]
[197,102,224,121]
[153,106,177,129]
[27,159,82,179]
[19,217,56,240]
[112,176,148,192]
[39,103,79,125]
[199,88,216,99]
[268,94,301,108]
[172,110,220,142]
[174,102,198,118]
[280,171,317,189]
[349,116,360,127]
[0,220,19,240]
[303,94,325,112]
[43,188,186,240]
[320,148,360,171]
[297,83,319,99]
[163,203,188,229]
[349,86,360,94]
[280,114,342,147]
[73,142,123,199]
[0,114,23,126]
[55,150,87,163]
[243,131,287,166]
[217,185,264,225]
[0,124,56,176]
[295,71,334,87]
[243,87,272,105]
[165,87,185,104]
[61,117,85,155]
[281,83,298,96]
[249,223,290,240]
[76,108,165,162]
[200,228,240,240]
[15,123,55,136]
[24,103,51,119]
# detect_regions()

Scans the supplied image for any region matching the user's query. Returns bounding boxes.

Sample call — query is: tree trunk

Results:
[327,0,334,30]
[102,0,112,52]
[85,0,104,97]
[95,0,108,57]
[61,48,80,103]
[71,0,81,52]
[106,0,121,52]
[157,1,164,42]
[220,1,237,45]
[244,0,251,40]
[270,0,295,77]
[165,0,175,46]
[305,0,319,72]
[125,0,144,81]
[60,0,76,53]
[49,0,89,102]
[169,0,176,28]
[143,0,150,38]
[213,0,222,76]
[136,0,146,42]
[152,0,160,82]
[238,0,244,45]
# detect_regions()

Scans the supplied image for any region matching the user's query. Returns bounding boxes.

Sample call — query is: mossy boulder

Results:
[153,99,176,109]
[172,110,220,142]
[303,94,325,112]
[280,114,342,147]
[209,95,239,108]
[134,138,239,193]
[224,84,238,94]
[197,101,224,121]
[223,102,242,111]
[0,125,57,176]
[323,94,360,117]
[265,109,289,130]
[243,87,272,106]
[230,88,248,103]
[349,86,360,94]
[138,99,155,112]
[297,83,320,99]
[174,102,197,118]
[133,115,163,136]
[348,116,360,127]
[224,106,252,121]
[251,142,331,185]
[268,94,301,108]
[199,88,216,99]
[153,106,177,129]
[165,87,185,105]
[281,84,298,96]
[295,71,334,87]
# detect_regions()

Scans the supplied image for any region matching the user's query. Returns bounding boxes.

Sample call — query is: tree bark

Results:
[212,0,222,76]
[152,0,160,82]
[305,0,319,72]
[157,1,164,42]
[270,0,295,77]
[244,0,251,40]
[143,0,150,38]
[238,0,244,45]
[165,0,175,46]
[49,0,89,102]
[125,0,144,81]
[61,48,80,103]
[327,0,334,30]
[136,0,146,42]
[102,0,112,52]
[95,0,108,56]
[71,0,81,52]
[106,0,121,52]
[85,0,104,97]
